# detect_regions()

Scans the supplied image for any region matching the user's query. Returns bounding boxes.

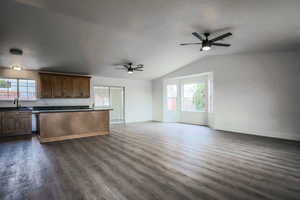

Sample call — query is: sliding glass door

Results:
[110,87,124,123]
[94,86,125,123]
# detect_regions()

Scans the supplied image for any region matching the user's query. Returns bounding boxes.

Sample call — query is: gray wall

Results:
[153,51,300,141]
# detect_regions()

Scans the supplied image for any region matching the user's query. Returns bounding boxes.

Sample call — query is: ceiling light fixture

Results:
[202,46,211,51]
[128,69,134,74]
[11,64,23,71]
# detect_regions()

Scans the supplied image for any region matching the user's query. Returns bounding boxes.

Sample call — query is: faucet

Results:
[13,98,20,108]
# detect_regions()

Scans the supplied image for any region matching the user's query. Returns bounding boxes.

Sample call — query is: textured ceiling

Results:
[0,0,300,79]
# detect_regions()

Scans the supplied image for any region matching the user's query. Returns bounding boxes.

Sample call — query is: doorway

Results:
[94,86,125,123]
[163,72,213,126]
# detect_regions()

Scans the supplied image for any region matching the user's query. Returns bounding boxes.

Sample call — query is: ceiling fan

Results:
[116,63,144,74]
[180,32,232,51]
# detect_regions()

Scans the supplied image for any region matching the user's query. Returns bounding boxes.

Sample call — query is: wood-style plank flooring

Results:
[1,122,300,200]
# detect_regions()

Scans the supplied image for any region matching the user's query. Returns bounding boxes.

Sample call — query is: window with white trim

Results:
[0,78,37,101]
[167,84,177,111]
[182,82,206,112]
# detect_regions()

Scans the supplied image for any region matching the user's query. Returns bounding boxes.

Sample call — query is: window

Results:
[167,85,177,111]
[0,78,36,101]
[94,86,110,107]
[19,79,37,100]
[182,82,206,112]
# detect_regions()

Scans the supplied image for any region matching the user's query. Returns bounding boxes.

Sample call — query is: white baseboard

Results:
[215,126,300,141]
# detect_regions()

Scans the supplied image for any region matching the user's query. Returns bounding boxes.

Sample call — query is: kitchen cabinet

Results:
[73,77,90,98]
[40,74,53,98]
[62,76,73,98]
[1,111,32,136]
[39,73,90,98]
[52,75,64,98]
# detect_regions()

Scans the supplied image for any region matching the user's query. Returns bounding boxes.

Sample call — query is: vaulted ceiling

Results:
[1,0,300,79]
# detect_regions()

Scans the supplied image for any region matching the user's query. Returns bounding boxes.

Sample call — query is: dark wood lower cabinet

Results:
[1,111,32,136]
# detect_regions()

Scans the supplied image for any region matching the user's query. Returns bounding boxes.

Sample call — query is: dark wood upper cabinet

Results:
[40,74,53,98]
[52,76,64,98]
[39,73,90,98]
[62,76,73,98]
[79,77,90,98]
[72,77,81,98]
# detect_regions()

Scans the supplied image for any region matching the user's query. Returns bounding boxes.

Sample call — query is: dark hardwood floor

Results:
[1,122,300,200]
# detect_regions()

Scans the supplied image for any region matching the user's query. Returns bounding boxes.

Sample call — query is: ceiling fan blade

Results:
[192,32,203,41]
[135,66,144,69]
[210,32,232,43]
[115,67,127,70]
[211,43,231,47]
[122,65,129,69]
[136,64,144,68]
[180,42,202,46]
[134,69,144,71]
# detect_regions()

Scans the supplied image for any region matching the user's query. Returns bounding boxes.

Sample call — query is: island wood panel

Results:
[38,110,110,143]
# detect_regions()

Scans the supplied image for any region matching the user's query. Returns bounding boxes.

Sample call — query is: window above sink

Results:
[0,78,37,101]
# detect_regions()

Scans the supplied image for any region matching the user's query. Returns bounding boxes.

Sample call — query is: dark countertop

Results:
[32,108,112,114]
[0,106,112,113]
[0,107,32,112]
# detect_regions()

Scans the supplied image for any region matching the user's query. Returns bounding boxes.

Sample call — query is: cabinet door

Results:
[16,116,32,133]
[53,76,64,98]
[2,112,32,135]
[80,77,90,98]
[72,77,90,98]
[40,74,53,98]
[62,76,74,98]
[2,112,18,134]
[72,77,81,98]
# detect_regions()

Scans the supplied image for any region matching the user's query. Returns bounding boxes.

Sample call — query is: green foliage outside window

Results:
[0,80,11,88]
[192,84,205,111]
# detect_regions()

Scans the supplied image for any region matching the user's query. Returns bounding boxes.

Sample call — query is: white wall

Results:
[153,51,300,141]
[0,68,153,123]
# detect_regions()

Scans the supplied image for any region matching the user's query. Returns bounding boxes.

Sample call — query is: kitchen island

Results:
[34,106,112,143]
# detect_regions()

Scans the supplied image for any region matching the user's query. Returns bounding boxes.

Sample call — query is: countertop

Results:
[0,106,112,113]
[32,108,112,114]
